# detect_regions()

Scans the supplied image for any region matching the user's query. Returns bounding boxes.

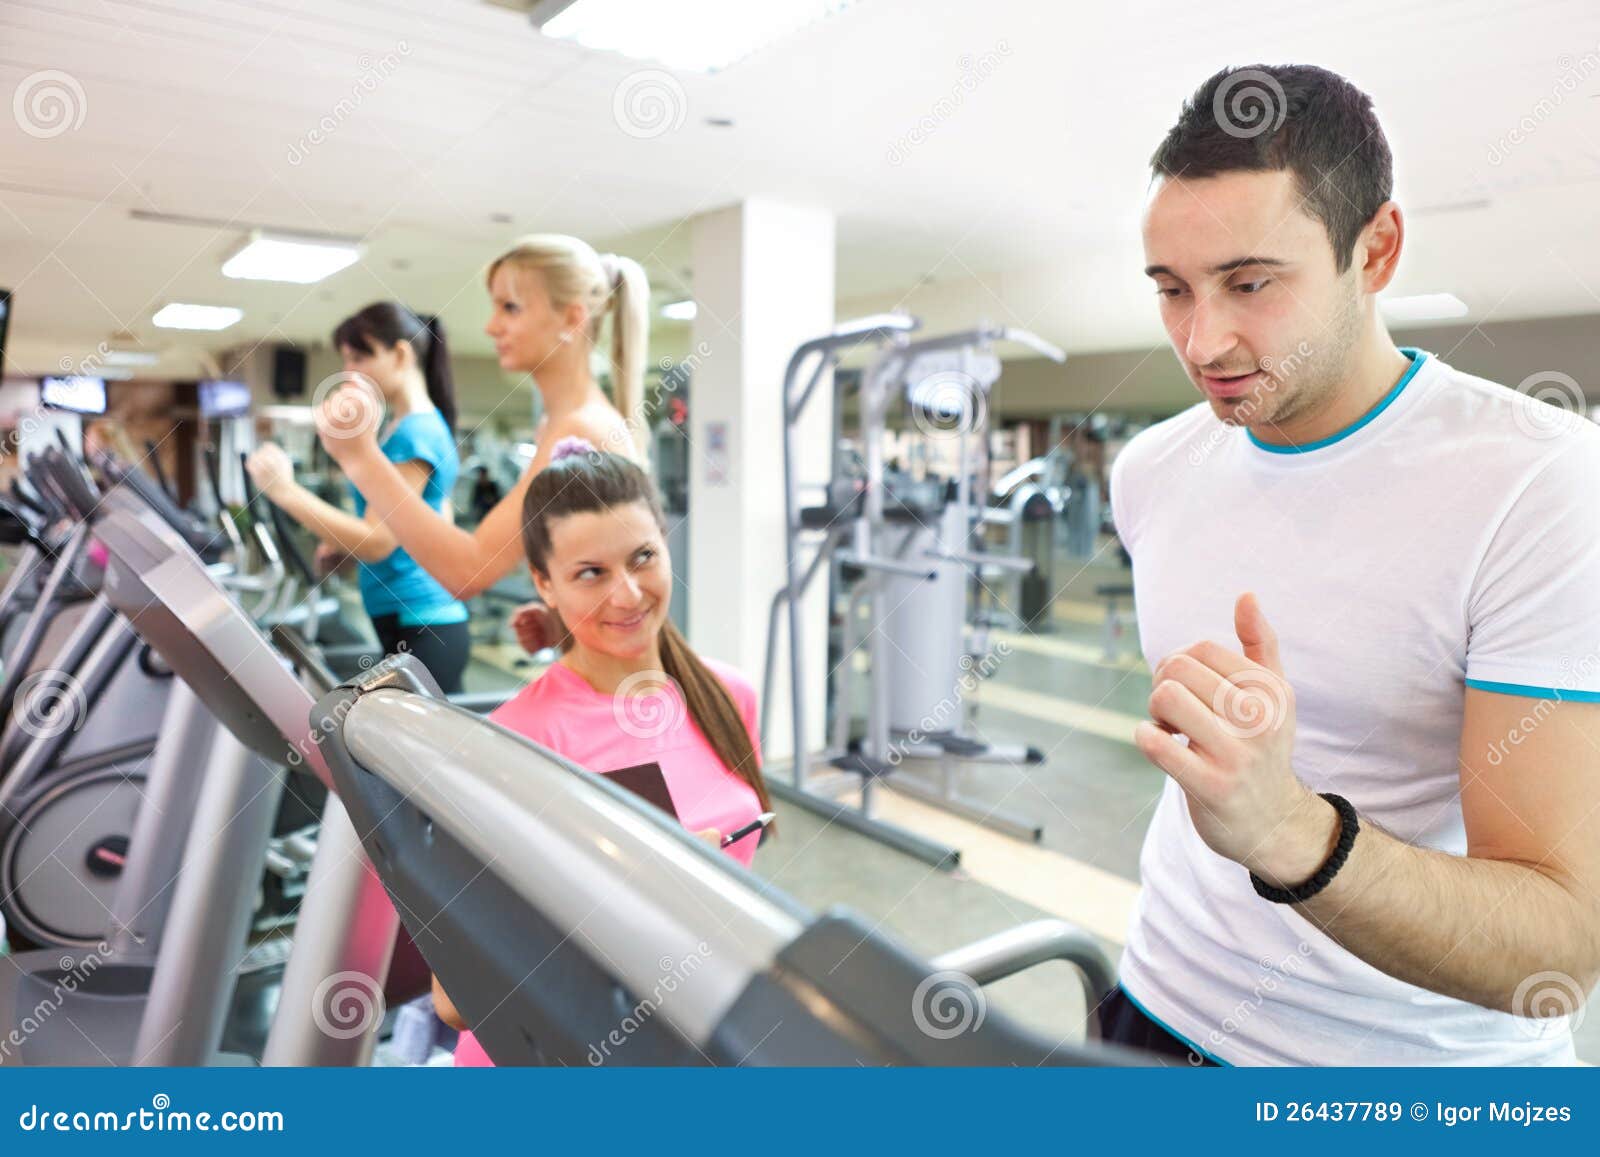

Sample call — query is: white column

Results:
[687,200,834,763]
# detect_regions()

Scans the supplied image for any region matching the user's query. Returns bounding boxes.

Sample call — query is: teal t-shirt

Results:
[348,408,468,625]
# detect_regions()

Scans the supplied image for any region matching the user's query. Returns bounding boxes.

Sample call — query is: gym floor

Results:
[451,542,1599,1067]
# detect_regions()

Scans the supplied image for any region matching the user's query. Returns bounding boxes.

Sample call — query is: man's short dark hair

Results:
[1151,64,1393,272]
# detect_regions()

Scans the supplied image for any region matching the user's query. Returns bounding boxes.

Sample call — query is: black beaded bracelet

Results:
[1249,792,1359,904]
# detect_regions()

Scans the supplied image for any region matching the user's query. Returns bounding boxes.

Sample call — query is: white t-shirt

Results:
[1111,348,1600,1066]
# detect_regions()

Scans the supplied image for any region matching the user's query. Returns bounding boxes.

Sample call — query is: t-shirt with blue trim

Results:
[1109,348,1600,1066]
[348,407,468,624]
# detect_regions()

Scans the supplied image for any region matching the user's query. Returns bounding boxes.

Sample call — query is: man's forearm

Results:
[1263,797,1600,1013]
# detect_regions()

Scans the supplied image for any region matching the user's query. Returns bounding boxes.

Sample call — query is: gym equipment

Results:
[0,449,397,1066]
[0,445,300,950]
[314,652,1133,1066]
[987,457,1064,630]
[764,316,1064,868]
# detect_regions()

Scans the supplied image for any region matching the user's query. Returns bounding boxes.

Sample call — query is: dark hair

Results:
[520,450,771,818]
[332,302,458,432]
[1151,65,1393,273]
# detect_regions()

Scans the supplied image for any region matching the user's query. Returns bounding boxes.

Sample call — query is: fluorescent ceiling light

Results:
[99,368,136,380]
[222,232,361,284]
[1380,293,1468,323]
[103,349,160,366]
[535,0,856,72]
[152,303,243,331]
[660,299,697,321]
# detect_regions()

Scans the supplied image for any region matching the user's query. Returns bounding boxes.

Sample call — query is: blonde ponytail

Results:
[603,253,650,458]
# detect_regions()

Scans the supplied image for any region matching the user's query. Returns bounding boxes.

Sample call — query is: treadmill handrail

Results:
[332,684,807,1045]
[930,919,1116,1015]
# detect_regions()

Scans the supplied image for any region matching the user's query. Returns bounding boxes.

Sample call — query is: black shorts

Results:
[369,612,471,695]
[1098,985,1220,1067]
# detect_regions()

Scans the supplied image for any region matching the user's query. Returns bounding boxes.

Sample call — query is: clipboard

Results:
[603,760,678,819]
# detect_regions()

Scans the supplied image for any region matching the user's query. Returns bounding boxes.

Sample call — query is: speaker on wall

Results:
[272,345,307,399]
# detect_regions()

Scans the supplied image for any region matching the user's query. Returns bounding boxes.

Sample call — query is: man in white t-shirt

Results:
[1104,63,1600,1066]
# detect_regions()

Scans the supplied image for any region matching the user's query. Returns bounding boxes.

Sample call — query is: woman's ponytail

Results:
[657,620,771,819]
[420,313,458,434]
[604,254,650,458]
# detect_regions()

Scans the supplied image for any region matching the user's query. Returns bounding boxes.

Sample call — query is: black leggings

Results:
[369,613,471,695]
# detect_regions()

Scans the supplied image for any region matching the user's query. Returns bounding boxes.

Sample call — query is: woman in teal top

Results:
[246,302,471,693]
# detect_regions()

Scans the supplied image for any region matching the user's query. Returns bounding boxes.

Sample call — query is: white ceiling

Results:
[3,0,1599,377]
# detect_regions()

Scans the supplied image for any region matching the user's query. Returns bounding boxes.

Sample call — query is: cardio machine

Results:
[316,652,1133,1066]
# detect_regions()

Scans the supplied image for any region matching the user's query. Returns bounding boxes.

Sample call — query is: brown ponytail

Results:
[657,619,770,814]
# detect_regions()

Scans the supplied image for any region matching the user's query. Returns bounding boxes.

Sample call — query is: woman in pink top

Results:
[433,437,772,1066]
